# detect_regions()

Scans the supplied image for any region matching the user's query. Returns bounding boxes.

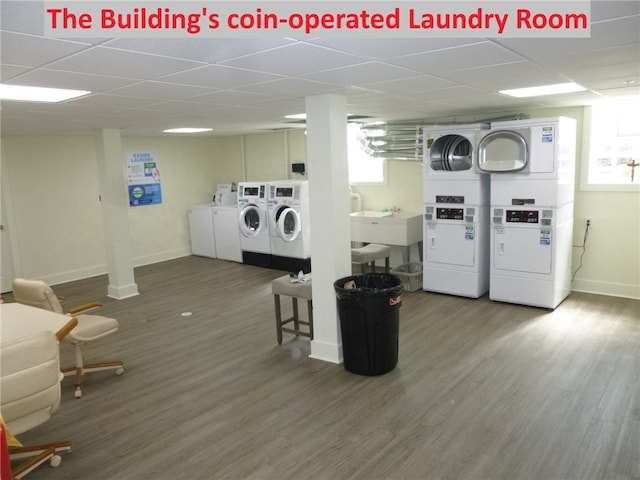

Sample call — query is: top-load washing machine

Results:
[477,117,577,308]
[422,123,490,298]
[267,180,311,273]
[238,182,271,268]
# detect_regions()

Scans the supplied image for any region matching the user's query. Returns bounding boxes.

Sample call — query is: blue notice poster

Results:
[126,151,162,206]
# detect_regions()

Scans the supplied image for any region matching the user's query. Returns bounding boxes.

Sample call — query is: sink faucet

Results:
[392,206,401,212]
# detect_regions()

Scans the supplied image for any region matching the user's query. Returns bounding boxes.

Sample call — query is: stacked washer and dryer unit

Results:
[478,117,577,309]
[423,117,577,309]
[238,180,312,272]
[422,124,491,298]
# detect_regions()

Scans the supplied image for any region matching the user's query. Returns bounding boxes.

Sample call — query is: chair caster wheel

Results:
[115,367,124,375]
[74,388,82,399]
[50,455,62,468]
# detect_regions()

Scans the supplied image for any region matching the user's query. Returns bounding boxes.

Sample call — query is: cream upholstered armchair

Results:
[12,278,124,399]
[1,331,72,478]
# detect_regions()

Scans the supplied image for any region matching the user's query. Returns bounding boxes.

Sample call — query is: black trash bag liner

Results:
[334,273,403,375]
[334,273,403,300]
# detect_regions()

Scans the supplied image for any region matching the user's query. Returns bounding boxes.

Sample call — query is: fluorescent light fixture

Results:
[163,128,213,134]
[285,113,307,120]
[500,82,586,98]
[0,84,90,102]
[285,113,356,120]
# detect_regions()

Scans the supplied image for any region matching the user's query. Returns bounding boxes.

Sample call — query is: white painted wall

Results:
[1,107,638,299]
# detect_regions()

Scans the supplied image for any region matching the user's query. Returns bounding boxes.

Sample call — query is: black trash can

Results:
[334,273,403,376]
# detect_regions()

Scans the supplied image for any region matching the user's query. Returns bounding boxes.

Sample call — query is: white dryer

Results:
[268,180,311,273]
[213,205,242,263]
[478,116,576,207]
[238,182,271,268]
[188,204,216,258]
[422,123,490,298]
[478,117,577,308]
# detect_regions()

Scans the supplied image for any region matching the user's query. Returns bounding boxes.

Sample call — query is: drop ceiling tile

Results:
[108,81,214,100]
[234,77,338,97]
[135,100,240,117]
[363,74,456,94]
[389,42,524,74]
[103,38,298,63]
[495,16,640,59]
[591,0,640,21]
[0,64,30,81]
[1,1,45,35]
[159,64,283,88]
[187,89,272,106]
[45,46,206,79]
[539,45,640,72]
[219,42,368,76]
[68,93,165,109]
[0,32,93,67]
[303,61,423,86]
[436,61,553,86]
[307,38,483,59]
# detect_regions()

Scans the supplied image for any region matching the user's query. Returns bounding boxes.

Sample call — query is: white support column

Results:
[94,129,139,299]
[305,94,351,364]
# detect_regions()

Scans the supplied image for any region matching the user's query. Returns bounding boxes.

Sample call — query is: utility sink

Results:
[350,210,422,246]
[350,210,393,218]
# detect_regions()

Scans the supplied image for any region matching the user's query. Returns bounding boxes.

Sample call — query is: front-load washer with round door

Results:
[238,182,271,268]
[267,180,311,273]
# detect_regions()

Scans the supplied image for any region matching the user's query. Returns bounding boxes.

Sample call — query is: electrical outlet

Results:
[586,218,592,227]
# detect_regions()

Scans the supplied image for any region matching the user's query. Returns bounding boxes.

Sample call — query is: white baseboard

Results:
[133,248,192,268]
[310,339,343,364]
[38,248,192,289]
[572,279,640,300]
[44,265,108,287]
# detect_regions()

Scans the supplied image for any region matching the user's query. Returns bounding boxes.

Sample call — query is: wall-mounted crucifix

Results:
[628,159,639,182]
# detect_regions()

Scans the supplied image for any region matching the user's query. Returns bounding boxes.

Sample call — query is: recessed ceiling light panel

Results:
[0,84,91,102]
[163,128,213,133]
[500,82,586,98]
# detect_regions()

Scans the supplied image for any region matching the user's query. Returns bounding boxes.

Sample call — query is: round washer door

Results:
[239,204,265,238]
[477,130,528,172]
[429,134,473,171]
[276,207,301,242]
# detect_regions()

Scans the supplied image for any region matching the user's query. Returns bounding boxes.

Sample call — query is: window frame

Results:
[347,123,388,186]
[580,103,640,193]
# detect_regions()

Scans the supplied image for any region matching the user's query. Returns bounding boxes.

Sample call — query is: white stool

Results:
[271,276,313,344]
[351,243,391,273]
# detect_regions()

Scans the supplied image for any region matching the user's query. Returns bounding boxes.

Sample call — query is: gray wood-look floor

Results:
[7,256,639,480]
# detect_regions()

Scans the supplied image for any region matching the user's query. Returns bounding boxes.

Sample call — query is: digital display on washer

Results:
[436,195,464,204]
[506,210,539,223]
[436,208,464,220]
[275,187,294,197]
[243,187,259,196]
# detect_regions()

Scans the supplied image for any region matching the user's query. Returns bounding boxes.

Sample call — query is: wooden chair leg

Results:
[307,300,314,340]
[274,294,283,344]
[292,297,299,333]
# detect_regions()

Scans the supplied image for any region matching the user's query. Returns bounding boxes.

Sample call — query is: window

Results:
[347,123,386,184]
[586,100,640,188]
